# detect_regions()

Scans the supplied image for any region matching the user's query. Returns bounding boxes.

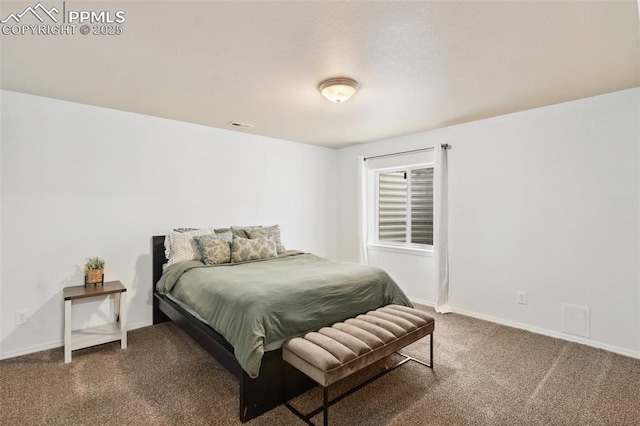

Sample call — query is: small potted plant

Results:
[85,257,105,286]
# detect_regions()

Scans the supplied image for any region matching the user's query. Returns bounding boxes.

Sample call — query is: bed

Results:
[151,235,411,422]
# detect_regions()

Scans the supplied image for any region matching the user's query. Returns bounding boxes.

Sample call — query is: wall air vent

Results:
[227,121,254,128]
[562,303,590,338]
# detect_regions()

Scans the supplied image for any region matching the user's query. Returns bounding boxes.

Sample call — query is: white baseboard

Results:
[408,297,639,359]
[0,319,153,361]
[128,319,153,331]
[0,339,64,361]
[409,297,435,308]
[451,307,640,360]
[128,320,153,331]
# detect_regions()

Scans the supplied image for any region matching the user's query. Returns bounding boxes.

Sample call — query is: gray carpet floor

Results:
[1,307,639,425]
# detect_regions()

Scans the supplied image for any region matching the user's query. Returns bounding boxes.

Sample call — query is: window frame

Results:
[370,162,434,255]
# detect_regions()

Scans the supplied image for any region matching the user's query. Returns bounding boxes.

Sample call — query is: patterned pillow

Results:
[231,225,262,239]
[164,227,199,260]
[166,228,215,265]
[246,225,286,254]
[212,230,232,243]
[164,227,213,260]
[231,236,277,263]
[194,234,232,265]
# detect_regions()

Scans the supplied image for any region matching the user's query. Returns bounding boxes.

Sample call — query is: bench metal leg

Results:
[323,387,328,426]
[400,332,433,368]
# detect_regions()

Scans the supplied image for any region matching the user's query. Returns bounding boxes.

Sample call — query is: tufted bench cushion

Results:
[283,305,434,388]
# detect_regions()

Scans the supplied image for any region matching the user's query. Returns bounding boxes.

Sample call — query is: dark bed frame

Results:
[151,236,315,423]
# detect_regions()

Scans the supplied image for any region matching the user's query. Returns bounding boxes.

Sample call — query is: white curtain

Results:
[434,145,452,313]
[356,156,368,264]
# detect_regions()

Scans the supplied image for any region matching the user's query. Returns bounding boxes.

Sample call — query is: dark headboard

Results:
[152,235,167,292]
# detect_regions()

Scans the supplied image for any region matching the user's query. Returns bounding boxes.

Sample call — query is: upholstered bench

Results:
[282,305,435,426]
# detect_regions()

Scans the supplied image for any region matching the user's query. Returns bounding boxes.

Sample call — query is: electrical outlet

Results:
[15,309,28,326]
[517,291,527,305]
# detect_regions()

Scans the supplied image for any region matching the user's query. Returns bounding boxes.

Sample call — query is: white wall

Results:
[3,88,638,359]
[338,88,640,357]
[0,90,338,359]
[368,248,434,305]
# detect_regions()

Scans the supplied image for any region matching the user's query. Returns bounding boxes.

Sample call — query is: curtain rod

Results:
[363,144,448,161]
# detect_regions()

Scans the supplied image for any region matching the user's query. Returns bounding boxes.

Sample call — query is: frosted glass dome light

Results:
[319,78,359,103]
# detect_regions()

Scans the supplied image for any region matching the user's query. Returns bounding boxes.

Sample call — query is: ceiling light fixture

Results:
[318,78,359,103]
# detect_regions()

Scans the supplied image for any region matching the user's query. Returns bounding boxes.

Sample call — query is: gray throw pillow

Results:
[231,236,277,263]
[246,225,285,254]
[230,225,261,239]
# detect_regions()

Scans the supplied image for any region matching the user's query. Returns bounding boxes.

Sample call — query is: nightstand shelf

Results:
[63,281,127,362]
[70,323,122,351]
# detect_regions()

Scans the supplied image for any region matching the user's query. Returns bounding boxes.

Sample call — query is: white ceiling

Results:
[1,1,638,148]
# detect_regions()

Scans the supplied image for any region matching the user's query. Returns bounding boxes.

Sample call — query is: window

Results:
[363,149,434,255]
[376,167,433,247]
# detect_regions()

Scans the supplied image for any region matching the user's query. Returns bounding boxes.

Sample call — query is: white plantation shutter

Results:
[378,172,407,242]
[378,168,433,244]
[411,168,433,245]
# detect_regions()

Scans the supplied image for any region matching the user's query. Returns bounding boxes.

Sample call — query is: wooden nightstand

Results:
[63,280,127,363]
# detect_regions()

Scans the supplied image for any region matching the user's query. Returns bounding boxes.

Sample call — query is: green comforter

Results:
[157,252,412,378]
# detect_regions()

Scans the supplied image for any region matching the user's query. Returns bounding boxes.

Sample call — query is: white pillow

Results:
[167,228,215,265]
[164,228,200,260]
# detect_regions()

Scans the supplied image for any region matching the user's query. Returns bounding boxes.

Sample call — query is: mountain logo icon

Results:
[1,2,59,24]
